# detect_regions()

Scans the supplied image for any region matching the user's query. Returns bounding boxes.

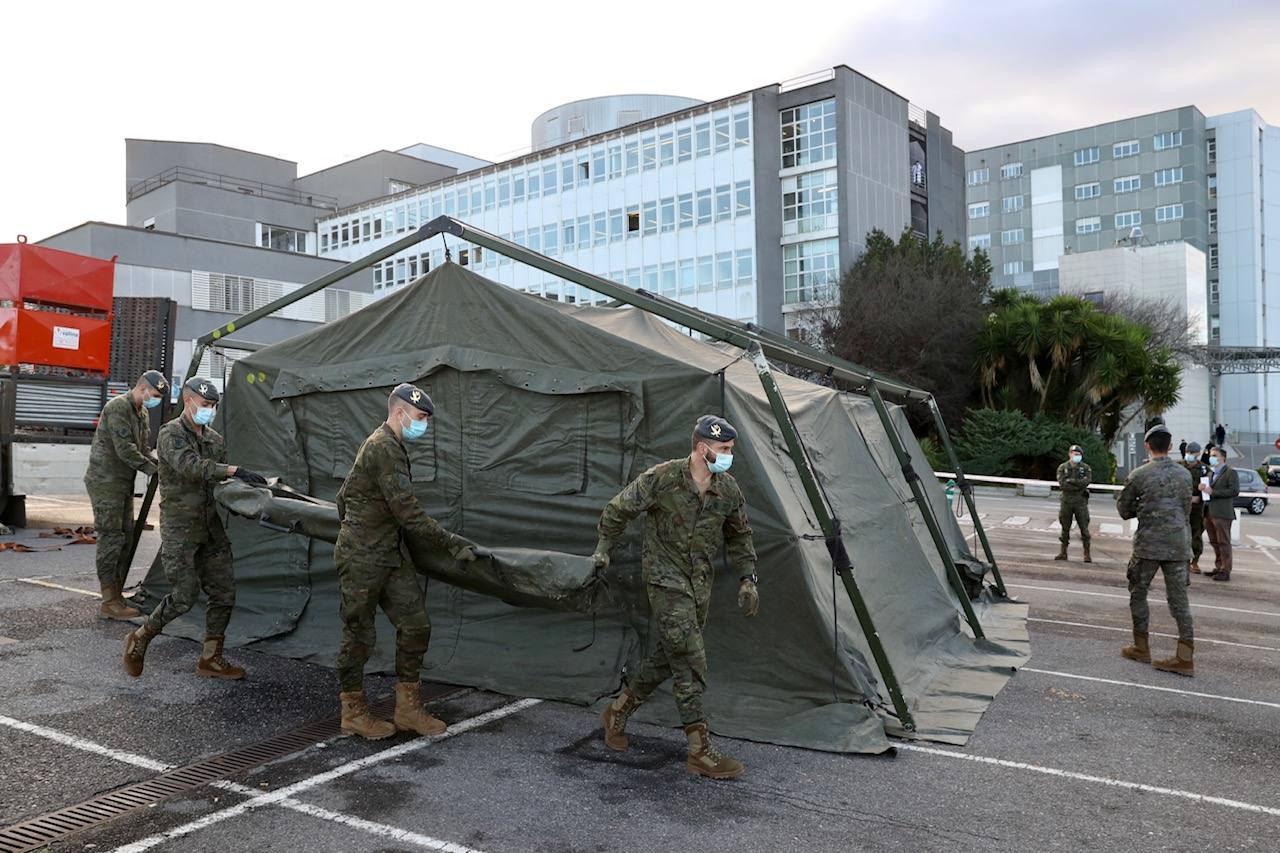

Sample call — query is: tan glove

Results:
[737,578,759,617]
[591,539,611,570]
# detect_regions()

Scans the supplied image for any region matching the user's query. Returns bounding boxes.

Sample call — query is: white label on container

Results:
[52,326,81,350]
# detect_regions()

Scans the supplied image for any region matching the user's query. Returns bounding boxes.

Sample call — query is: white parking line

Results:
[1100,523,1124,535]
[1003,516,1030,526]
[108,698,542,853]
[1021,667,1280,710]
[1027,617,1280,653]
[1008,583,1280,618]
[898,743,1280,818]
[1248,535,1280,548]
[15,577,99,597]
[0,714,170,772]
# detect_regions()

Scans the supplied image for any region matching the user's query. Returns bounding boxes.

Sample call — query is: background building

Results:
[316,66,967,336]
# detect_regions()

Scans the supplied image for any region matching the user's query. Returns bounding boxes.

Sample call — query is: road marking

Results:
[898,743,1280,817]
[1003,516,1030,526]
[0,713,171,772]
[1027,617,1280,652]
[1022,667,1280,710]
[1249,535,1280,548]
[107,698,542,853]
[15,577,100,597]
[1100,523,1124,535]
[1261,548,1280,567]
[1008,583,1280,618]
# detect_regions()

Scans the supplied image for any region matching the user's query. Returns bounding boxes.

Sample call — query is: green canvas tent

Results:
[138,260,1027,754]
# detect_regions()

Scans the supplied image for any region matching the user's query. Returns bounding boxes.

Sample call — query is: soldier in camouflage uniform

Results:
[1117,423,1196,676]
[335,383,484,741]
[84,370,167,619]
[1181,441,1211,575]
[1055,444,1093,562]
[122,377,267,679]
[593,415,759,780]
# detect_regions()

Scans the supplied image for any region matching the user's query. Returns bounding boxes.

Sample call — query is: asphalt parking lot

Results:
[2,490,1278,852]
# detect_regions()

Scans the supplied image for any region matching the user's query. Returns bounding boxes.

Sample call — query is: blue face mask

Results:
[402,416,429,441]
[143,396,162,409]
[706,450,733,474]
[192,406,215,426]
[1070,454,1082,464]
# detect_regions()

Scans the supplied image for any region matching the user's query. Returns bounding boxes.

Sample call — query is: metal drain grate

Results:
[0,685,462,852]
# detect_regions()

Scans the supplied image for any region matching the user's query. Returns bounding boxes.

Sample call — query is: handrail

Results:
[126,166,339,210]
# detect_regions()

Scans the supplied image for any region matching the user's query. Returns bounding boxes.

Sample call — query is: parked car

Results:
[1264,454,1280,486]
[1233,467,1269,515]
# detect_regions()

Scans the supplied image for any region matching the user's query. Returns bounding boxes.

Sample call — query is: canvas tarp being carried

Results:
[137,262,1027,753]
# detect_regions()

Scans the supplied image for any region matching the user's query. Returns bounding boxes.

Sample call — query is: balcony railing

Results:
[126,166,338,211]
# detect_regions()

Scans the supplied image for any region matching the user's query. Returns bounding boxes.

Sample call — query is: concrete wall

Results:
[296,152,458,209]
[925,114,965,245]
[126,139,298,193]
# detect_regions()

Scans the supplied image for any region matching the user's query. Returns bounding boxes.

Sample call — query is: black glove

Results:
[233,468,268,487]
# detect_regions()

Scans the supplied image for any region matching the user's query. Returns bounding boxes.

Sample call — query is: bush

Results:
[918,435,947,473]
[955,408,1116,484]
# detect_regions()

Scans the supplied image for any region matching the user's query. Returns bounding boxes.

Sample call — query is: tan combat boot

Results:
[1054,544,1068,561]
[1153,640,1194,677]
[684,722,744,780]
[99,584,142,621]
[122,623,159,677]
[340,691,396,740]
[1082,543,1092,563]
[1189,561,1201,574]
[393,682,447,736]
[195,636,245,680]
[1120,631,1151,663]
[601,688,642,752]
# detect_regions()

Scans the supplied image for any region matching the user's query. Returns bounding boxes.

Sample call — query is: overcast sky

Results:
[3,0,1276,243]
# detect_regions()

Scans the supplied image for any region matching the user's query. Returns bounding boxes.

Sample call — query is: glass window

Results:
[661,261,677,295]
[1209,209,1218,232]
[1113,139,1139,158]
[593,212,608,245]
[1156,203,1184,222]
[1114,210,1142,229]
[735,180,752,216]
[1207,138,1217,161]
[470,185,482,212]
[696,190,712,225]
[1114,175,1141,194]
[527,229,541,253]
[967,167,989,186]
[968,201,990,219]
[542,162,557,194]
[1001,228,1025,245]
[714,116,732,152]
[659,132,675,166]
[1003,260,1024,275]
[1208,174,1217,198]
[695,121,711,157]
[1075,216,1102,235]
[643,266,658,293]
[562,220,575,249]
[677,127,693,162]
[780,99,837,169]
[576,215,591,249]
[625,141,640,175]
[716,252,734,289]
[542,224,557,254]
[484,181,496,210]
[782,168,837,235]
[679,258,695,294]
[609,208,625,240]
[1154,167,1183,186]
[660,197,675,232]
[1002,194,1024,213]
[627,208,640,234]
[733,111,750,147]
[1209,245,1219,270]
[782,239,838,304]
[968,233,991,250]
[736,248,754,285]
[642,201,658,235]
[608,145,622,179]
[714,185,732,221]
[1153,131,1183,150]
[1074,146,1100,166]
[512,174,525,204]
[592,149,606,183]
[1074,182,1101,200]
[697,255,714,290]
[562,159,576,190]
[678,193,694,228]
[641,136,656,171]
[1000,162,1023,180]
[527,169,540,198]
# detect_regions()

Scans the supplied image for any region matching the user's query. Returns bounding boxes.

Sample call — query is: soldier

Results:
[1055,444,1093,562]
[1182,441,1211,575]
[1118,423,1195,676]
[121,377,266,679]
[85,370,167,619]
[335,383,485,741]
[593,415,759,780]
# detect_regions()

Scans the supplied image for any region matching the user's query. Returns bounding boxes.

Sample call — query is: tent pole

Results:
[925,396,1008,597]
[747,344,915,732]
[864,384,985,639]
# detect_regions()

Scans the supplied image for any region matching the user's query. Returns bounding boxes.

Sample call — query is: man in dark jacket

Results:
[1203,445,1239,581]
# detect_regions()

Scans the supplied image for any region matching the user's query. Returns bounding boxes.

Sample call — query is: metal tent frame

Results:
[128,216,1010,734]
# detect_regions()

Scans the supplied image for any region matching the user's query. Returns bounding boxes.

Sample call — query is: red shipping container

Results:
[0,240,115,312]
[0,308,113,373]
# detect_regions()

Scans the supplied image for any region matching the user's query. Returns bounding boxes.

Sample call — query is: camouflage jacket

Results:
[1056,461,1092,505]
[85,393,155,489]
[1117,456,1193,560]
[1181,459,1211,514]
[335,424,463,566]
[597,458,757,592]
[157,414,230,543]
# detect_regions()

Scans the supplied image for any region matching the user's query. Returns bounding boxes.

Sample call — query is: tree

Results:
[953,408,1116,483]
[973,290,1182,445]
[817,228,992,427]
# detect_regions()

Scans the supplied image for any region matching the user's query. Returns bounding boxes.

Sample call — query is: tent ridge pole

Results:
[746,344,915,732]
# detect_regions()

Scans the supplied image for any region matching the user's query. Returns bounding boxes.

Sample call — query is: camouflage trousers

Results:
[1059,500,1091,545]
[629,579,712,727]
[335,553,430,693]
[1127,557,1193,643]
[144,535,235,637]
[89,483,135,588]
[1189,509,1205,563]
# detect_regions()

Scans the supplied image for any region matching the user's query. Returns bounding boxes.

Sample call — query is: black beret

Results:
[1144,415,1166,432]
[183,376,219,403]
[695,414,737,442]
[141,370,168,393]
[391,382,434,415]
[1144,423,1172,441]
